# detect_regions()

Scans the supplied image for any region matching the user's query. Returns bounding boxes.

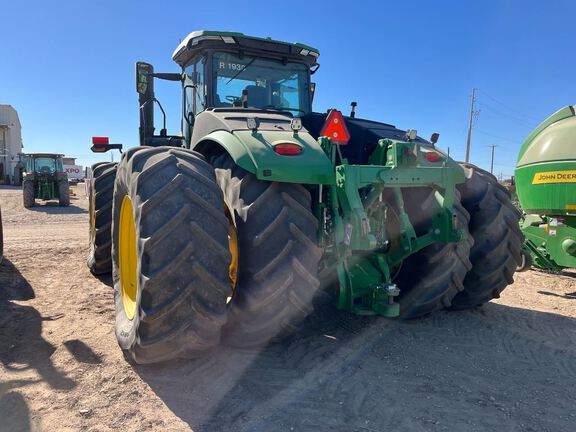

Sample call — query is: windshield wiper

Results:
[226,57,256,84]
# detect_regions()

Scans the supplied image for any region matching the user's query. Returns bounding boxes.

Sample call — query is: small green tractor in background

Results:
[515,106,576,272]
[20,153,70,208]
[88,31,523,364]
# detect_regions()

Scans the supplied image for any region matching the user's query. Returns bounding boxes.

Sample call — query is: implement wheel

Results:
[58,181,70,206]
[23,181,35,208]
[112,147,231,364]
[451,164,523,309]
[87,162,117,275]
[213,153,321,347]
[394,188,473,318]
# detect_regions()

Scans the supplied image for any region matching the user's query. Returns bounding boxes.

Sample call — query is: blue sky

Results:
[1,0,573,177]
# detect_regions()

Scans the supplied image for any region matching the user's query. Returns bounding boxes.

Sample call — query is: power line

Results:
[476,102,537,129]
[476,129,523,144]
[477,89,540,122]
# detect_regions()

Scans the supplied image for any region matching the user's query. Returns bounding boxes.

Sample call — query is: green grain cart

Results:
[515,106,576,271]
[88,31,523,364]
[21,153,70,208]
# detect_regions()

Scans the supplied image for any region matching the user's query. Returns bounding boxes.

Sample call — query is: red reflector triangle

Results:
[320,109,351,145]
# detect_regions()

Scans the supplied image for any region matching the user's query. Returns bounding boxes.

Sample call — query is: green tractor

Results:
[89,31,523,364]
[515,106,576,271]
[21,153,70,208]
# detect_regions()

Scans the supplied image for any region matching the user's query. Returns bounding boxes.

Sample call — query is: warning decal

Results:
[532,171,576,184]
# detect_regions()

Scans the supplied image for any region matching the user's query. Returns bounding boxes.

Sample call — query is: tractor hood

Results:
[191,109,335,184]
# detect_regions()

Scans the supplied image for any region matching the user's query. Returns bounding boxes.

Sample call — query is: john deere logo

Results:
[532,170,576,184]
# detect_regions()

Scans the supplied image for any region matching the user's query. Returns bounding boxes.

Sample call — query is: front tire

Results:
[213,154,322,347]
[451,164,523,309]
[112,147,232,364]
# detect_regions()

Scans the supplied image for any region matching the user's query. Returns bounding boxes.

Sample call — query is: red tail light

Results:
[274,143,302,156]
[424,151,442,162]
[92,136,109,145]
[57,172,67,176]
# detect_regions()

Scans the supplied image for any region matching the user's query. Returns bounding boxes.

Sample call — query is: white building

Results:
[0,105,23,184]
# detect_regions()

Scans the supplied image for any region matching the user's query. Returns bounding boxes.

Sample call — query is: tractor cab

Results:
[22,153,66,179]
[135,31,319,148]
[172,31,318,116]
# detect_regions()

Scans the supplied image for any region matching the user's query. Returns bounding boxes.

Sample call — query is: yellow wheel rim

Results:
[226,206,239,302]
[89,185,96,243]
[119,195,138,320]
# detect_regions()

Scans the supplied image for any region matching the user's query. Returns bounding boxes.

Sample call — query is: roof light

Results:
[273,142,303,156]
[320,109,351,145]
[246,117,258,130]
[290,118,302,131]
[300,49,310,56]
[222,36,236,44]
[92,136,109,145]
[309,51,320,58]
[190,35,222,46]
[405,130,417,141]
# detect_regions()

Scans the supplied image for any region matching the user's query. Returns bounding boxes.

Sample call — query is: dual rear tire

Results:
[396,164,523,317]
[452,164,524,309]
[107,148,321,362]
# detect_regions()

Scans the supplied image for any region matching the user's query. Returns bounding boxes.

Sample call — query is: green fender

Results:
[194,129,335,185]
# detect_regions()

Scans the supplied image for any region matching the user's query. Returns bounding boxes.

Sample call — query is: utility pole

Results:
[465,88,477,163]
[489,144,497,174]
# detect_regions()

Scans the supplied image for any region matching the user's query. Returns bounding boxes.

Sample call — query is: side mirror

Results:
[91,137,123,153]
[430,133,440,145]
[136,62,154,95]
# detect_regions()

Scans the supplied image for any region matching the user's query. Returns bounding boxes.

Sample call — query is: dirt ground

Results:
[0,184,575,432]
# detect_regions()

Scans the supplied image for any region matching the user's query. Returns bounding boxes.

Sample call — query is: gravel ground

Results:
[0,184,575,432]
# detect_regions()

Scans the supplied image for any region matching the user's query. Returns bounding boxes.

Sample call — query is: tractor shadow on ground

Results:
[63,339,103,364]
[26,202,87,215]
[135,300,576,431]
[538,290,576,299]
[0,391,32,432]
[0,258,35,303]
[0,259,77,393]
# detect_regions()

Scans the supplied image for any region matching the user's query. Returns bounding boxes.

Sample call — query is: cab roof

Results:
[20,153,64,158]
[172,30,320,68]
